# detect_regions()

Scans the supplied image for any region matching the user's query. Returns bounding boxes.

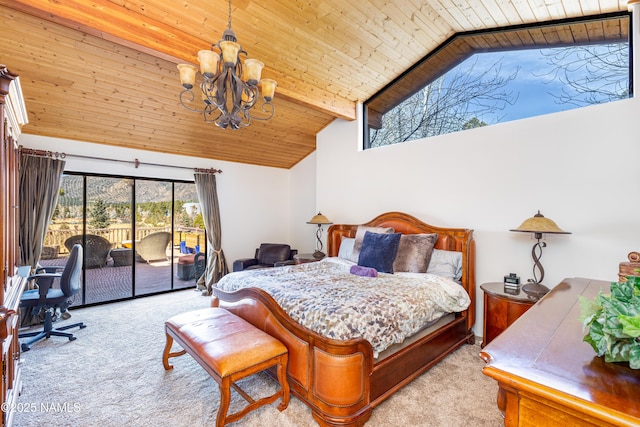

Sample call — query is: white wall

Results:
[19,135,294,265]
[315,96,640,336]
[289,152,319,254]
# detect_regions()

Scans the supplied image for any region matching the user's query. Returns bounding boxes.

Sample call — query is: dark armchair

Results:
[233,243,298,272]
[64,234,112,269]
[19,244,87,351]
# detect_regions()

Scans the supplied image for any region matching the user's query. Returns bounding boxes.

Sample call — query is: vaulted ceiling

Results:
[0,0,629,168]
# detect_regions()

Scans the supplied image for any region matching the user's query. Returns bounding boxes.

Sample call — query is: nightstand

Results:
[294,253,324,264]
[480,282,536,347]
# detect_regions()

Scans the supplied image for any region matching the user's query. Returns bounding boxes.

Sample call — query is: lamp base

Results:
[522,281,550,300]
[312,250,326,259]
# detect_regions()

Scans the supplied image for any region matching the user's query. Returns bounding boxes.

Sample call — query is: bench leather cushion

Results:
[165,307,287,377]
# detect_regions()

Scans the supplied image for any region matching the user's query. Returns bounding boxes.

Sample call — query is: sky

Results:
[461,45,628,125]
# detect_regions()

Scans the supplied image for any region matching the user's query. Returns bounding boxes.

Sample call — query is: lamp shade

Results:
[177,64,198,89]
[197,49,219,77]
[260,79,277,101]
[307,212,332,225]
[220,40,241,66]
[243,59,264,85]
[510,210,570,236]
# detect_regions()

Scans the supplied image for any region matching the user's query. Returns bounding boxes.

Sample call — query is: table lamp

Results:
[510,210,571,299]
[306,212,332,259]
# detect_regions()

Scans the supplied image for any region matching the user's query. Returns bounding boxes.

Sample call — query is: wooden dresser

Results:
[480,277,640,427]
[0,66,28,427]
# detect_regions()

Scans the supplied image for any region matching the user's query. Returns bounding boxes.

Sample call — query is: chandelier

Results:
[177,0,276,130]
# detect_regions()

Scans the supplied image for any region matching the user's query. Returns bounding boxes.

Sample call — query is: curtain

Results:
[18,153,66,270]
[194,172,228,295]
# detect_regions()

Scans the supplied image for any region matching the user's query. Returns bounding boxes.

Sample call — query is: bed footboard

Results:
[213,287,375,427]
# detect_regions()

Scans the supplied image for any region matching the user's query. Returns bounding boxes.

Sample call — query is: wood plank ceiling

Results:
[0,0,629,169]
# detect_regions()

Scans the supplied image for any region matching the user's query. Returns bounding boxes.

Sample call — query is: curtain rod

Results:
[18,146,222,174]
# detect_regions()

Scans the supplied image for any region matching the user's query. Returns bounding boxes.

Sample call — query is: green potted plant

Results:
[579,275,640,369]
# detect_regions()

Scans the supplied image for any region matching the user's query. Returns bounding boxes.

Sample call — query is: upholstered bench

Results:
[162,307,290,426]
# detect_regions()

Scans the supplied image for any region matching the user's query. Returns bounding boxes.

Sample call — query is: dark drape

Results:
[194,172,228,295]
[18,153,65,270]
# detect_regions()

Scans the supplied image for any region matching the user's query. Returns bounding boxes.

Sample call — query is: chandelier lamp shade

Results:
[510,210,571,299]
[177,0,276,130]
[307,212,333,259]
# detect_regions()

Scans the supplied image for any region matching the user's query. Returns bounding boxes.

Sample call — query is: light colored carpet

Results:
[15,289,503,426]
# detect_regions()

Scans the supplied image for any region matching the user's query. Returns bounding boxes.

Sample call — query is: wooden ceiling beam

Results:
[0,0,356,121]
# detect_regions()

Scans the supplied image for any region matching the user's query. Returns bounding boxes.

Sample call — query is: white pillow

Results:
[427,249,462,281]
[338,237,355,260]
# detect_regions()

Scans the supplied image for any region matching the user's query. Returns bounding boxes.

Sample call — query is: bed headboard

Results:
[327,211,476,331]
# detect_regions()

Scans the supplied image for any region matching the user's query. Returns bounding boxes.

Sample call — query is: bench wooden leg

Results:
[216,377,232,427]
[216,353,290,426]
[162,331,187,370]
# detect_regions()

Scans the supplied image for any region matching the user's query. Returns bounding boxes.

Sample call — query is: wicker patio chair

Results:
[135,231,171,263]
[64,234,112,269]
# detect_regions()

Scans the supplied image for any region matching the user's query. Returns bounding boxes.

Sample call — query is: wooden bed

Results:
[212,211,476,426]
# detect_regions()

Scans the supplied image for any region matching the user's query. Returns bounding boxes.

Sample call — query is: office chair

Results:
[19,244,87,352]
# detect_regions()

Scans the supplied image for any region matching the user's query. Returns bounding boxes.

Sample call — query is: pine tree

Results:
[89,198,110,230]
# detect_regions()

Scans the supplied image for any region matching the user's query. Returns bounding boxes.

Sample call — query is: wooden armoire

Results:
[0,65,28,426]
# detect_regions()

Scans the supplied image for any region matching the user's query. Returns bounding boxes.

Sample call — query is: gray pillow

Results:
[393,233,438,273]
[427,249,463,281]
[349,225,394,263]
[338,237,355,260]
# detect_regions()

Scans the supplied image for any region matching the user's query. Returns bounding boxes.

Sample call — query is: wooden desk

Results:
[480,277,640,427]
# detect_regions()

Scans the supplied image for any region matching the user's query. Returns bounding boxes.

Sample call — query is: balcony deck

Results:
[38,248,200,306]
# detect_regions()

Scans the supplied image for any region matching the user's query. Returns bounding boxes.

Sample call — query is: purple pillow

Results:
[350,265,378,277]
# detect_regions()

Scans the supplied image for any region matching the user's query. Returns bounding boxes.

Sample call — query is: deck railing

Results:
[43,226,206,257]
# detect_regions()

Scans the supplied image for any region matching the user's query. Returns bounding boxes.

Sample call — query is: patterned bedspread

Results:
[214,257,470,358]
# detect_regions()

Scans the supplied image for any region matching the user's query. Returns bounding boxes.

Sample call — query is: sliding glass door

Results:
[173,182,205,289]
[47,174,85,304]
[43,173,202,307]
[134,180,173,295]
[85,176,134,303]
